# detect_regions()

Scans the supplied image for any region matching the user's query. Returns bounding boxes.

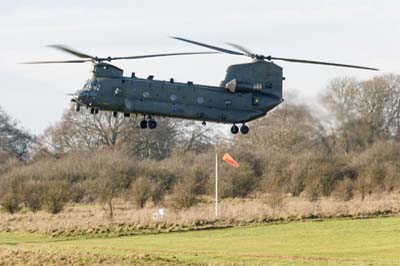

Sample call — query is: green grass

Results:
[1,217,400,265]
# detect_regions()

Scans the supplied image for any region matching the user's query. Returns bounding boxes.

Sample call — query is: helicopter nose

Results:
[78,90,98,104]
[78,91,88,101]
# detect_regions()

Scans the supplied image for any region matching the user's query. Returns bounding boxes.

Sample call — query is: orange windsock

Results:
[222,153,239,168]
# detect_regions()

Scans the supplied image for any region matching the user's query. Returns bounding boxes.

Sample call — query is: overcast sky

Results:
[0,0,398,135]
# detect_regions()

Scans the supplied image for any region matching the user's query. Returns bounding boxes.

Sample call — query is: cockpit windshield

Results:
[83,79,101,91]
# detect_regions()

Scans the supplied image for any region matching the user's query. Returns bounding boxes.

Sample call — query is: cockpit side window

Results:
[83,80,101,91]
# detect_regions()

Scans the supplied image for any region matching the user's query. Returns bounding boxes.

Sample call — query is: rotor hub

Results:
[252,54,268,61]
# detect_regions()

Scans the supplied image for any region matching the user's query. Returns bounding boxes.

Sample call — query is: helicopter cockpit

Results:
[82,79,101,91]
[76,79,100,104]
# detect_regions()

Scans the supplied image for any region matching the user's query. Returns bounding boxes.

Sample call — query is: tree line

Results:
[0,74,399,216]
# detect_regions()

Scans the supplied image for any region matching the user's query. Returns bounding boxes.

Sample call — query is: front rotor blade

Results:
[171,36,245,56]
[269,56,379,71]
[110,51,219,61]
[48,45,94,59]
[225,42,254,56]
[20,59,91,64]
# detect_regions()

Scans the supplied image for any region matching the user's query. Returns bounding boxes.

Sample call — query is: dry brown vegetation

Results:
[1,193,399,237]
[0,248,198,266]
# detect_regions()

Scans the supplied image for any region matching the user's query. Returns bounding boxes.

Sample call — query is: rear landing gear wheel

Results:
[231,124,239,134]
[113,111,118,118]
[240,124,249,134]
[148,119,157,129]
[75,104,80,112]
[139,120,148,129]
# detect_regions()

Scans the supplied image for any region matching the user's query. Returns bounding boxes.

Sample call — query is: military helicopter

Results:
[23,37,378,134]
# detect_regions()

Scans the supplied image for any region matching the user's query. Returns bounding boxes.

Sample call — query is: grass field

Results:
[1,217,400,265]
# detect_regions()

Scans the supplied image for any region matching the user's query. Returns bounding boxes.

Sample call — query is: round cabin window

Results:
[197,97,205,104]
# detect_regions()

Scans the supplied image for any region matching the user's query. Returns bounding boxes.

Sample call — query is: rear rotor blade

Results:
[48,45,94,59]
[268,56,379,71]
[21,59,91,64]
[110,51,219,61]
[225,42,254,56]
[171,36,245,56]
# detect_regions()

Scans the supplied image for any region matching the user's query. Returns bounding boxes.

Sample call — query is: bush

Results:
[261,152,306,197]
[69,182,87,203]
[0,174,24,213]
[23,180,46,212]
[304,177,321,202]
[92,159,134,217]
[170,176,199,209]
[135,159,182,206]
[131,177,152,208]
[353,141,400,194]
[44,180,69,214]
[150,181,166,206]
[221,164,257,198]
[333,178,354,201]
[0,192,21,214]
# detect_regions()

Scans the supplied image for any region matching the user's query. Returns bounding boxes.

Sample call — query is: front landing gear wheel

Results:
[139,120,148,129]
[231,124,239,134]
[148,120,157,129]
[240,124,249,134]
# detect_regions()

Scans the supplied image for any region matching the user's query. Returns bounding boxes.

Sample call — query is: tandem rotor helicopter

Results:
[23,37,378,134]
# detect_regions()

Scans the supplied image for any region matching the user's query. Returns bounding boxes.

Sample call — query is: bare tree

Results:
[91,152,134,218]
[41,104,216,159]
[121,117,180,160]
[121,118,215,159]
[357,75,400,139]
[178,121,215,153]
[0,106,33,161]
[234,102,321,154]
[41,105,125,153]
[323,74,400,153]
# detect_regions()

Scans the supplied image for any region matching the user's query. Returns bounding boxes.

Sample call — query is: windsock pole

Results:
[215,153,218,218]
